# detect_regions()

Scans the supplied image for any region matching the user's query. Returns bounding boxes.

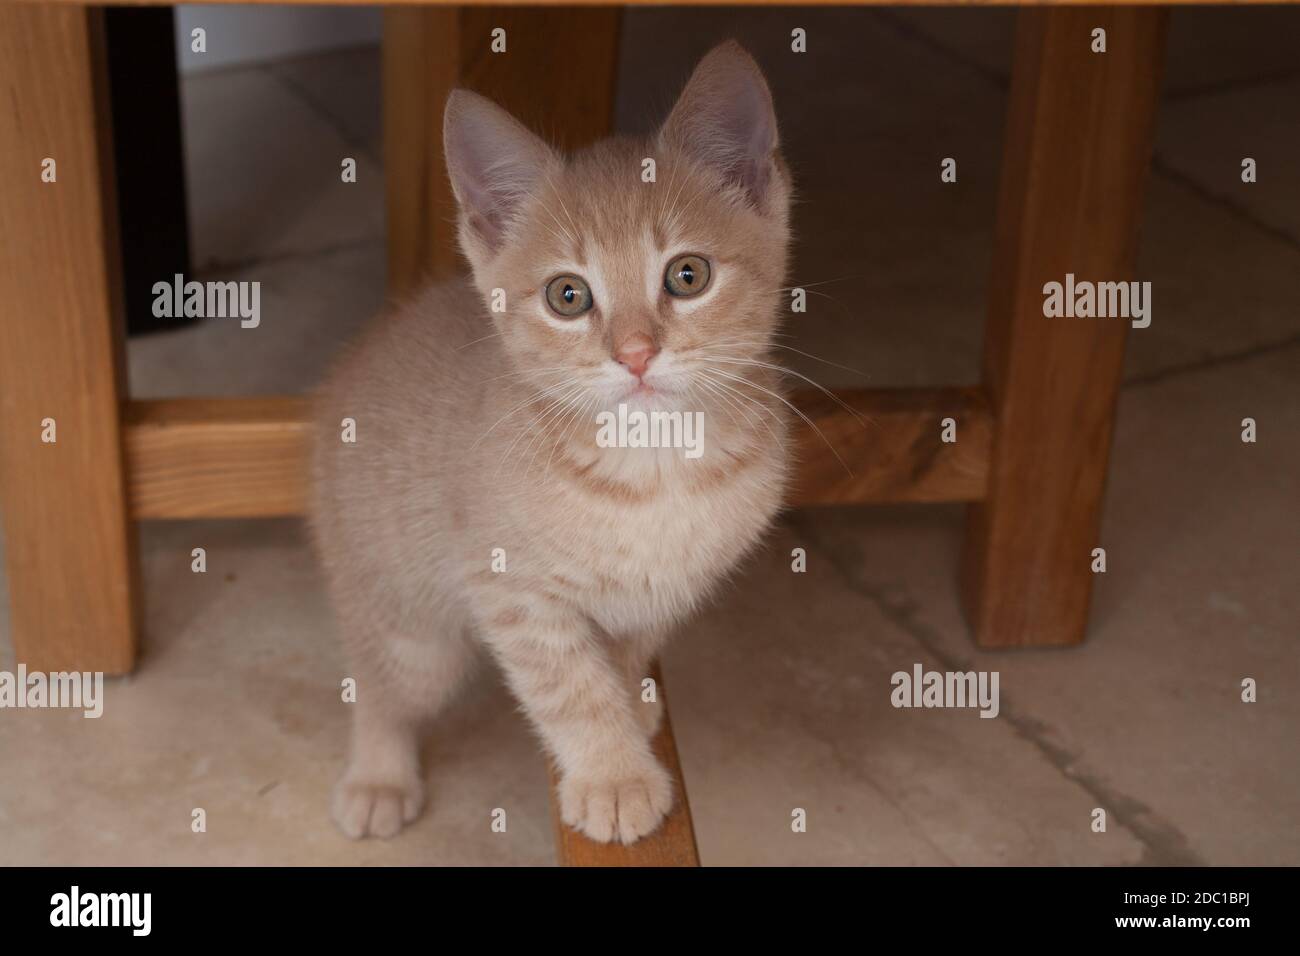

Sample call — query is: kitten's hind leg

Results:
[332,625,475,839]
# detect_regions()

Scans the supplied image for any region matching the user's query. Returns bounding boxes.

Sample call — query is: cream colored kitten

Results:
[310,41,793,845]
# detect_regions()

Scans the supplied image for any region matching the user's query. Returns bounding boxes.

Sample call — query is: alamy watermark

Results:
[0,666,103,718]
[50,886,150,936]
[891,663,999,718]
[152,273,260,328]
[1043,273,1151,329]
[595,403,705,459]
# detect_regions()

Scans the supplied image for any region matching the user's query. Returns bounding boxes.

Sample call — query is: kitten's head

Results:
[444,41,791,416]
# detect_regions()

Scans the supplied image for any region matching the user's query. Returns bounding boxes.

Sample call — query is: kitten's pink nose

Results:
[615,333,659,379]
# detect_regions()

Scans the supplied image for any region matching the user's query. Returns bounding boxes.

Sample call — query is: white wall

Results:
[175,4,381,73]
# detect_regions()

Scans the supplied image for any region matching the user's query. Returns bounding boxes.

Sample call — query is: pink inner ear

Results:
[444,90,555,251]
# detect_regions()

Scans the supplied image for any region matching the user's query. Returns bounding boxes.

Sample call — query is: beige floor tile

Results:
[665,521,1145,866]
[0,519,555,866]
[802,347,1300,865]
[181,66,384,270]
[0,514,1155,866]
[267,45,383,160]
[127,241,383,398]
[1156,75,1300,245]
[1126,177,1300,382]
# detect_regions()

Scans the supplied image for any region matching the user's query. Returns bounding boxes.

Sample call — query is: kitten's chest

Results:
[535,471,782,634]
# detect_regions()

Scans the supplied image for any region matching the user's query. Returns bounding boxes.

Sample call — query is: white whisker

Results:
[705,367,853,475]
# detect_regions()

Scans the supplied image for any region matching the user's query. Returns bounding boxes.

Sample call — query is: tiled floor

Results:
[2,9,1297,865]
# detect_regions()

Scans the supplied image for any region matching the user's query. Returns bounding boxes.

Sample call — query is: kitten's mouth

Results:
[619,379,658,401]
[615,381,677,411]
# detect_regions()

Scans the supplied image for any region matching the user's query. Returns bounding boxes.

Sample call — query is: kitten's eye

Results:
[544,274,594,318]
[664,255,711,297]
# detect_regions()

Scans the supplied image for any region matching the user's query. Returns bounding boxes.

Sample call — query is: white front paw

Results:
[558,759,674,845]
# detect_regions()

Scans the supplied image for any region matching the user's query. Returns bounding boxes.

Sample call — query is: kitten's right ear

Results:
[657,41,783,212]
[443,90,556,259]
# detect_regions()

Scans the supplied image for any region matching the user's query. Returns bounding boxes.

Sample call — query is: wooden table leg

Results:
[962,7,1168,648]
[382,6,622,297]
[0,5,139,674]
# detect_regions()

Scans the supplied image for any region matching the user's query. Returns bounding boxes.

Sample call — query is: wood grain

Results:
[549,666,700,866]
[384,6,622,297]
[961,7,1167,648]
[383,6,460,293]
[790,386,991,506]
[0,5,139,674]
[125,398,312,519]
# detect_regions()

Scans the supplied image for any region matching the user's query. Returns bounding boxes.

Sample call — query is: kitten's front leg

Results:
[612,630,670,739]
[483,611,673,844]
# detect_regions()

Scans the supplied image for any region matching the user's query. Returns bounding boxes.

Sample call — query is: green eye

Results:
[544,274,593,318]
[665,254,711,297]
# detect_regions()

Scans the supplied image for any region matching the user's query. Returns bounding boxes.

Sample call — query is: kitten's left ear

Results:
[657,41,784,212]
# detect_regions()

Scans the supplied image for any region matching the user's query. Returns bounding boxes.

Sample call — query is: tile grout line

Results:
[870,9,1009,91]
[1149,154,1300,252]
[195,235,384,279]
[1123,331,1300,390]
[1165,66,1300,103]
[258,62,382,166]
[786,510,1206,866]
[179,59,386,279]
